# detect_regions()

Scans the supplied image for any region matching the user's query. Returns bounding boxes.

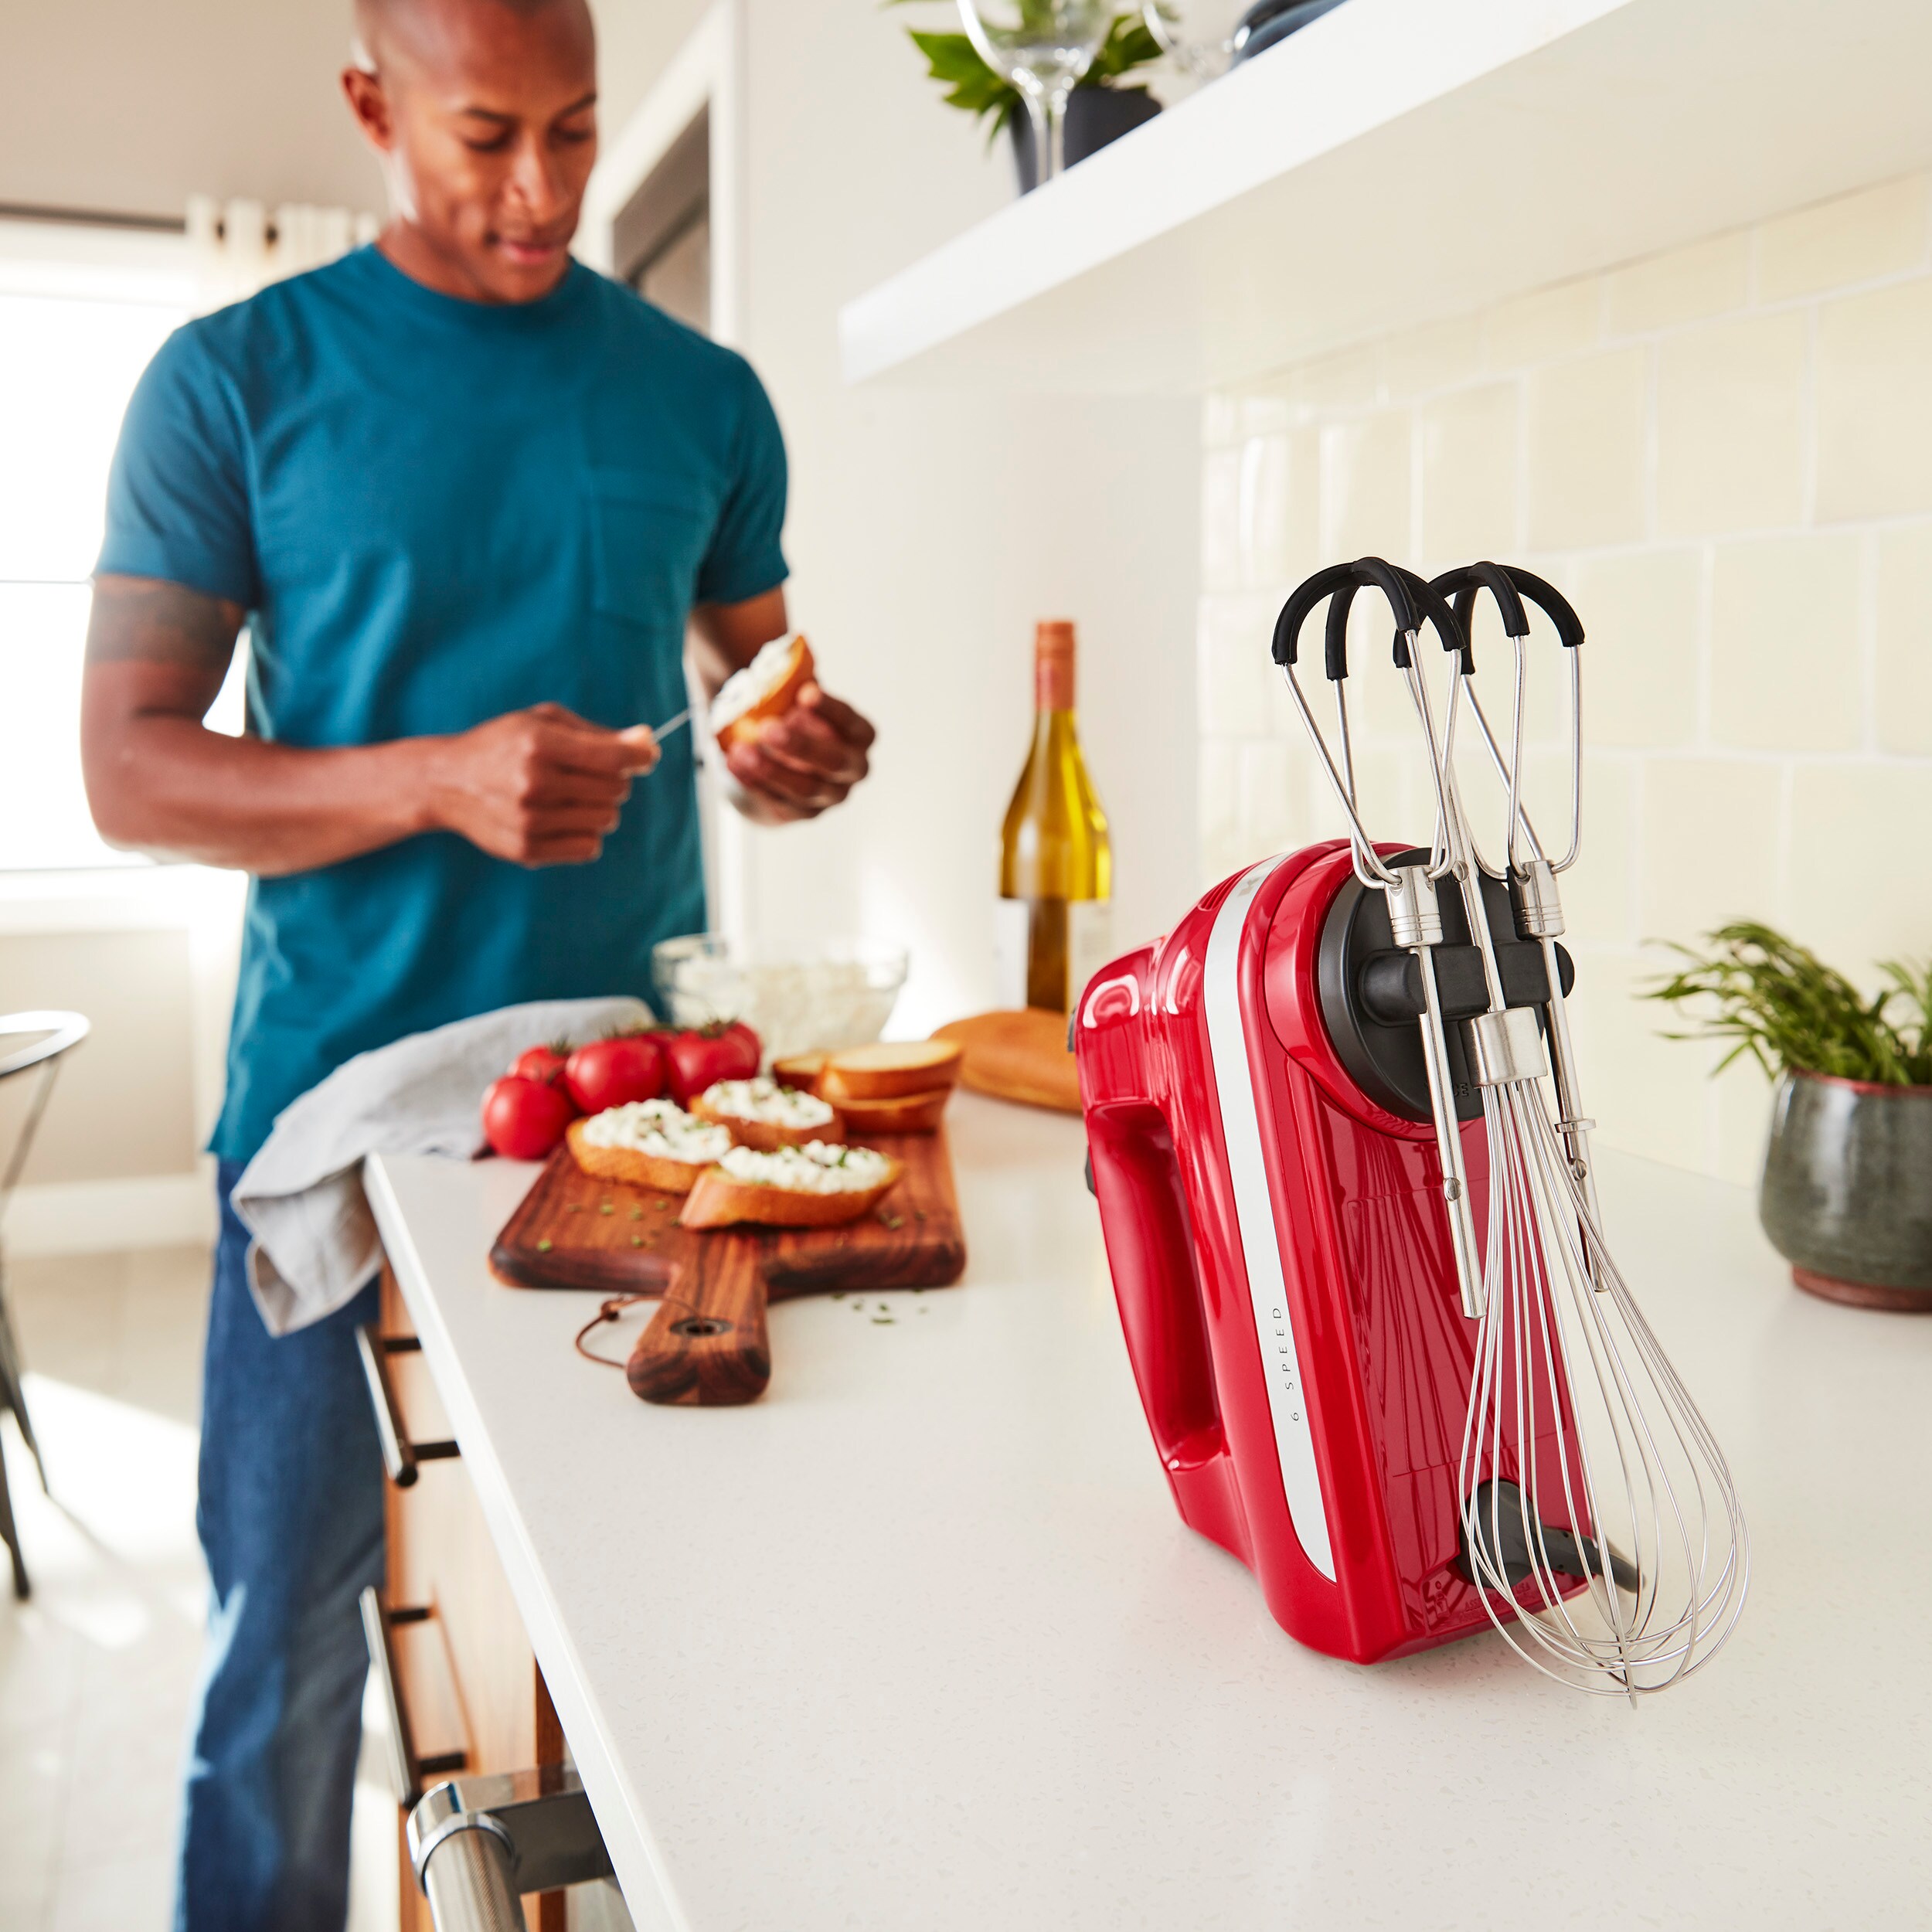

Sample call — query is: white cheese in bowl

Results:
[718,1142,892,1194]
[581,1099,733,1165]
[710,633,801,731]
[699,1076,836,1131]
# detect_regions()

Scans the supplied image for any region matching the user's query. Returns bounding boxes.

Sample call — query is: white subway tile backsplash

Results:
[1287,343,1380,413]
[1708,535,1861,752]
[1201,447,1242,591]
[1199,738,1243,885]
[1236,427,1317,590]
[1816,277,1932,521]
[1199,168,1932,1182]
[1638,760,1782,944]
[1237,738,1299,858]
[1485,278,1600,368]
[1379,314,1484,400]
[1526,350,1647,549]
[1655,313,1806,536]
[1876,522,1932,757]
[1565,952,1711,1172]
[1419,383,1518,563]
[1318,411,1412,566]
[1572,549,1700,749]
[1197,593,1279,737]
[1786,762,1932,975]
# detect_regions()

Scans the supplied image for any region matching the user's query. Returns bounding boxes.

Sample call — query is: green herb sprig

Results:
[1644,921,1932,1086]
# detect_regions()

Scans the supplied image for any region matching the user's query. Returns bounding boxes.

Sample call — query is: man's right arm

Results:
[81,574,659,876]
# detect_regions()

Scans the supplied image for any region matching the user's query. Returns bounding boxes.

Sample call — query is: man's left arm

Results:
[688,589,875,825]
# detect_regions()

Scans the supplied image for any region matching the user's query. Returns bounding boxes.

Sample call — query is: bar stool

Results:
[0,1012,90,1599]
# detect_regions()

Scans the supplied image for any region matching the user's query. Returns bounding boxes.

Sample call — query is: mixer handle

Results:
[1083,1103,1243,1549]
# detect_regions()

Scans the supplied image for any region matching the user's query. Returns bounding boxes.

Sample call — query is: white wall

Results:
[724,0,1201,1033]
[0,0,379,216]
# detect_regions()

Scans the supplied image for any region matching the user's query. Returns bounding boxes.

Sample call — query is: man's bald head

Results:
[342,0,598,304]
[352,0,590,76]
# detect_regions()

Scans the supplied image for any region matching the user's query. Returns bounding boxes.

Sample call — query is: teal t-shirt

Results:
[99,247,788,1161]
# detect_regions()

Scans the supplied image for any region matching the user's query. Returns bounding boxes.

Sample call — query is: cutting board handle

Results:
[627,1236,772,1406]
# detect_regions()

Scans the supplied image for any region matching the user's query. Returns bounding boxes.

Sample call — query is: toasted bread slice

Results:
[713,634,816,754]
[679,1153,903,1230]
[821,1039,963,1100]
[690,1091,844,1153]
[770,1051,827,1094]
[565,1117,711,1194]
[818,1086,951,1134]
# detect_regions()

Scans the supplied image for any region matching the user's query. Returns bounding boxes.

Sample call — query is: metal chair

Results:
[0,1012,90,1598]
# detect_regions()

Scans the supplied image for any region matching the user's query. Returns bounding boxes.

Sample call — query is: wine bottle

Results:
[996,621,1113,1013]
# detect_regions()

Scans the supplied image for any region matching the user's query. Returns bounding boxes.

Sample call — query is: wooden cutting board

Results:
[489,1131,966,1407]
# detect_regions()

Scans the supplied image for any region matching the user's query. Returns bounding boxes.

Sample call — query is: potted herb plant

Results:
[1648,921,1932,1310]
[890,5,1165,193]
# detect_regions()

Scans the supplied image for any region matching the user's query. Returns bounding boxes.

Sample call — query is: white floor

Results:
[0,1242,400,1931]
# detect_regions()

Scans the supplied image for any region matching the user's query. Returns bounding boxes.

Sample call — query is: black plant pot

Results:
[1759,1070,1932,1310]
[1010,86,1162,196]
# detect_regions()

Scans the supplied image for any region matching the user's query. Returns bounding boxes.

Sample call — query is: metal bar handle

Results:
[359,1586,468,1805]
[410,1770,615,1931]
[356,1323,458,1488]
[420,1821,524,1932]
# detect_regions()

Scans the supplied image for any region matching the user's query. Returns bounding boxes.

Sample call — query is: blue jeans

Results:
[175,1161,385,1932]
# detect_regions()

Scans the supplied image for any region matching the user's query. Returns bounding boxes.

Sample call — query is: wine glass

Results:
[956,0,1113,185]
[1141,0,1238,80]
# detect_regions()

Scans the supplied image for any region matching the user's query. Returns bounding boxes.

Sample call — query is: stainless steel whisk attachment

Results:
[1275,556,1749,1696]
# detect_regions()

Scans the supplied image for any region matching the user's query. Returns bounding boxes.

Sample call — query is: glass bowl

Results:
[650,936,910,1065]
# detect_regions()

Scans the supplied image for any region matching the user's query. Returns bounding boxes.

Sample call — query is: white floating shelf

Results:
[840,0,1932,395]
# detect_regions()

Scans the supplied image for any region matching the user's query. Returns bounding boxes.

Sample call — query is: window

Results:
[0,224,202,872]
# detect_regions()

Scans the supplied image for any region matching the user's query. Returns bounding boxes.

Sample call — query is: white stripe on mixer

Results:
[1202,855,1335,1583]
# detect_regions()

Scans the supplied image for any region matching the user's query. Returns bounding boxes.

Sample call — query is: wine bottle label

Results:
[1067,898,1114,1011]
[994,896,1031,1009]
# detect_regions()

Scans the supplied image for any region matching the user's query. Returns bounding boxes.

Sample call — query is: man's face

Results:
[345,0,598,304]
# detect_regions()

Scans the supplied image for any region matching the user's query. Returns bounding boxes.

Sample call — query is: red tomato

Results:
[509,1043,571,1088]
[481,1075,576,1160]
[563,1032,667,1114]
[662,1021,763,1104]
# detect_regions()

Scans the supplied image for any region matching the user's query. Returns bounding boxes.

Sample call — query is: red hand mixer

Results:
[1076,559,1747,1695]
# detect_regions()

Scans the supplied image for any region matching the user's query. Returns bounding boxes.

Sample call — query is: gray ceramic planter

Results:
[1760,1070,1932,1310]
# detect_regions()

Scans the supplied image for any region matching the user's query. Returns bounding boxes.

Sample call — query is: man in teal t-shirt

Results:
[82,2,873,1923]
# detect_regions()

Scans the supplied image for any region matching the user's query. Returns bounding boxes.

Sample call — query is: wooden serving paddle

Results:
[490,1131,966,1406]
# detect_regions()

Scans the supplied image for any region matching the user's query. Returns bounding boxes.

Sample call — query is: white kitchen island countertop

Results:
[366,1094,1932,1931]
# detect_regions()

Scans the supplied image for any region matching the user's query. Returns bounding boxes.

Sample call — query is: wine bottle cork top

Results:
[1034,621,1077,709]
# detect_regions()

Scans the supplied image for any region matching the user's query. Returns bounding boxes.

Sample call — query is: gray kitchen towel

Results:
[232,995,651,1336]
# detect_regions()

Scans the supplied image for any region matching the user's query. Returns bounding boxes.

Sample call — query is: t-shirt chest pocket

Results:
[588,469,716,629]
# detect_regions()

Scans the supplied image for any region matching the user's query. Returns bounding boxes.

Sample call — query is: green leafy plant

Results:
[886,3,1163,141]
[1645,921,1932,1087]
